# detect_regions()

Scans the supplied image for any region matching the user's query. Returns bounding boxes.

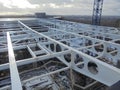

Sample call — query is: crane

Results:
[92,0,104,25]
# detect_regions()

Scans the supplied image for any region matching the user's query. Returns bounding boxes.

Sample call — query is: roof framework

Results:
[0,18,120,90]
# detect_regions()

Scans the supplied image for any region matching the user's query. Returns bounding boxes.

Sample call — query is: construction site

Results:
[0,0,120,90]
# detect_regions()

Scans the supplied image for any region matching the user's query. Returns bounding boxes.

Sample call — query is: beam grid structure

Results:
[0,18,120,90]
[36,19,120,58]
[18,20,120,86]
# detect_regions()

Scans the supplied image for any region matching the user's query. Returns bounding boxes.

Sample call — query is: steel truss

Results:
[0,18,120,90]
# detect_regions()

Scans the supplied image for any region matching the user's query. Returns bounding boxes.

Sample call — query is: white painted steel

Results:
[18,20,120,86]
[0,18,120,89]
[7,32,22,90]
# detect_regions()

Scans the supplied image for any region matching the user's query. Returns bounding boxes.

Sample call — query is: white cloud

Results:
[49,3,60,8]
[48,3,73,9]
[42,4,46,7]
[0,0,39,9]
[63,3,73,8]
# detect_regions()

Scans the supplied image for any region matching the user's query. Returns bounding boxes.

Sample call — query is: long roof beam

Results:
[7,32,22,90]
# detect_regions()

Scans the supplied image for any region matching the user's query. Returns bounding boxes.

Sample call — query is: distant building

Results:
[35,12,46,18]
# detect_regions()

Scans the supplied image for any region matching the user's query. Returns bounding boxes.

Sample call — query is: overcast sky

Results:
[0,0,120,15]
